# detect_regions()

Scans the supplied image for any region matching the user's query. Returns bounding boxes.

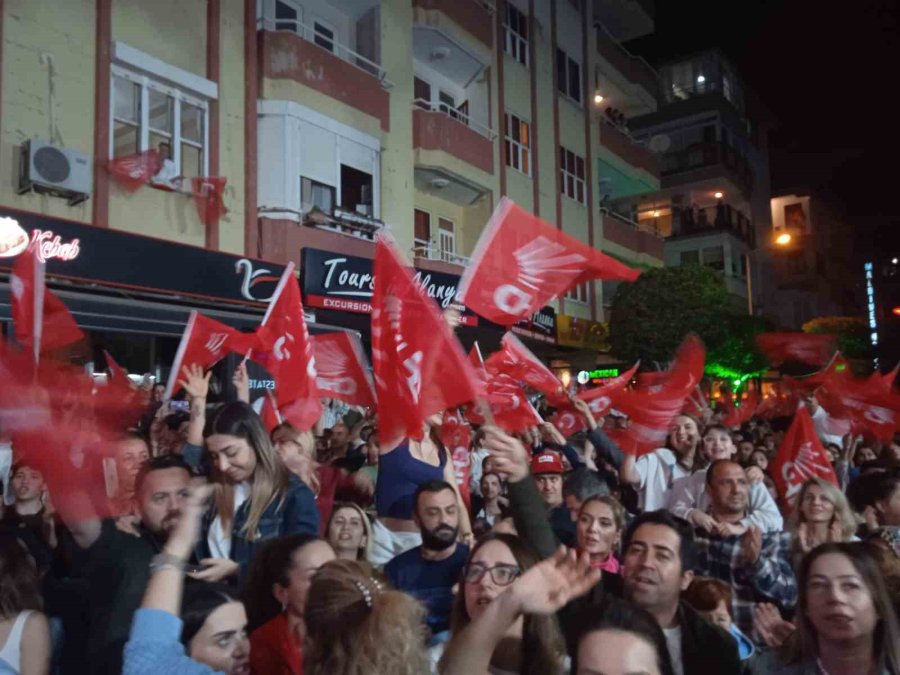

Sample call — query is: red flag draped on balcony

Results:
[457,198,641,325]
[756,332,837,367]
[769,406,838,506]
[107,150,162,192]
[165,312,262,399]
[250,263,321,431]
[612,335,705,457]
[191,177,228,228]
[485,332,566,403]
[11,247,84,360]
[311,332,376,409]
[371,234,484,447]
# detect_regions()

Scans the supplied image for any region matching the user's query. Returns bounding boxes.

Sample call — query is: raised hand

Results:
[482,425,530,482]
[570,397,598,431]
[232,361,250,403]
[163,484,213,561]
[753,602,796,647]
[509,547,602,616]
[739,526,763,567]
[178,364,211,401]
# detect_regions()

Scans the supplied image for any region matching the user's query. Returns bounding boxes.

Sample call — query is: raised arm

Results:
[179,364,210,452]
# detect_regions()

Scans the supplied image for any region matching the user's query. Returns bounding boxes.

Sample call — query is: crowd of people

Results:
[1,359,900,675]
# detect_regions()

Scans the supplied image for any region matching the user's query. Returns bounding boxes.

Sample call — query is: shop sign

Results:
[511,306,557,343]
[301,247,478,325]
[556,314,610,351]
[0,207,285,307]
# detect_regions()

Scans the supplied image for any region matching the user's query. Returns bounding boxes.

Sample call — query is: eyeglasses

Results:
[462,563,521,586]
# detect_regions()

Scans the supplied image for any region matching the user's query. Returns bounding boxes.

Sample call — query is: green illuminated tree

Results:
[608,265,731,365]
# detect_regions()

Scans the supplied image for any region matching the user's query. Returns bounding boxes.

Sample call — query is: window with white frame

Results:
[556,48,582,104]
[560,147,586,204]
[505,112,531,176]
[504,3,529,67]
[111,68,208,182]
[313,19,335,52]
[275,0,301,32]
[566,281,590,303]
[438,217,455,259]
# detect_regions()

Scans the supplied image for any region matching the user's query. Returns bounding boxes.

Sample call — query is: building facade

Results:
[0,0,661,376]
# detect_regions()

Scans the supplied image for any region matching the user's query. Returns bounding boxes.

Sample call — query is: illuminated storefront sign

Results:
[865,262,878,347]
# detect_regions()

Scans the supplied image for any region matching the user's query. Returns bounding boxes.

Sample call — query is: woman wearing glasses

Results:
[437,533,567,675]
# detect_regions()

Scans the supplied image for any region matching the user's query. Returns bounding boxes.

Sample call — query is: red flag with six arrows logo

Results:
[769,405,839,506]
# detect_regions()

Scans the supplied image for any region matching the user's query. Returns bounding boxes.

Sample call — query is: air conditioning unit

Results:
[17,140,92,205]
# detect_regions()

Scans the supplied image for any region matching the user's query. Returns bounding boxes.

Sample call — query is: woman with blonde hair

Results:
[186,400,319,583]
[790,477,859,565]
[303,559,429,675]
[326,502,372,561]
[751,542,900,674]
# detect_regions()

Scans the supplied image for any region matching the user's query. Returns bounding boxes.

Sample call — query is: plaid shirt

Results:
[693,530,798,639]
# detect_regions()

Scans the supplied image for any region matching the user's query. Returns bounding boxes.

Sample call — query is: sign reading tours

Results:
[301,247,478,326]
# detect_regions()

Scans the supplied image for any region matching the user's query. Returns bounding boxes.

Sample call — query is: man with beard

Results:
[385,479,469,643]
[63,453,193,674]
[692,460,797,639]
[620,510,741,675]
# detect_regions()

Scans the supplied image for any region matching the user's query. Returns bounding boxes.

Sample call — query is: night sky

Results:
[626,0,899,259]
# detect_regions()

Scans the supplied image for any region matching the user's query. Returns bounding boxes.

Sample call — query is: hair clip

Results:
[354,579,374,608]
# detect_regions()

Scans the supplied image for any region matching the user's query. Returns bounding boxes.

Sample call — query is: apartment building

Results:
[615,51,772,314]
[0,0,660,375]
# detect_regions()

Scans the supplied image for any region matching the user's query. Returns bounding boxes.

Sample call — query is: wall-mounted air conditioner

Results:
[17,140,92,206]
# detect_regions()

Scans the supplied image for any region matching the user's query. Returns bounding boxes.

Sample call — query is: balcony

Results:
[412,0,494,49]
[598,118,659,178]
[258,17,391,131]
[660,141,754,197]
[412,241,471,269]
[593,0,654,42]
[669,202,755,247]
[595,23,659,103]
[413,101,495,175]
[602,208,664,260]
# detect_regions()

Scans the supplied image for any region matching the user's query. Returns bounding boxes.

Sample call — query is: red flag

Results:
[371,235,485,447]
[440,409,473,508]
[165,312,262,398]
[721,392,759,428]
[757,332,837,367]
[457,198,641,325]
[250,264,321,431]
[311,332,376,408]
[548,409,584,436]
[103,350,129,383]
[11,247,84,359]
[107,150,162,192]
[191,177,228,228]
[569,361,639,417]
[816,373,900,442]
[867,365,899,396]
[770,406,839,506]
[613,335,705,456]
[486,374,543,432]
[259,391,283,434]
[485,332,566,403]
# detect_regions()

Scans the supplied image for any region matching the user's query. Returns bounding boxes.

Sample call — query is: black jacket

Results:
[676,601,742,675]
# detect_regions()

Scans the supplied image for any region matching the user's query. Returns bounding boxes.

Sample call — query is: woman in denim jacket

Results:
[188,401,320,583]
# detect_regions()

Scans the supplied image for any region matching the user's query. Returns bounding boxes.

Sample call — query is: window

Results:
[504,4,529,67]
[680,250,700,266]
[414,77,431,109]
[314,20,335,52]
[556,49,582,104]
[111,69,208,180]
[340,165,373,215]
[414,209,431,255]
[301,177,335,214]
[438,218,455,259]
[566,282,590,304]
[505,113,531,175]
[275,0,300,32]
[560,147,586,204]
[701,246,724,271]
[438,91,459,120]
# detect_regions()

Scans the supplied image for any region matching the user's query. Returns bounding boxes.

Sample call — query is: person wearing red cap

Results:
[531,451,576,547]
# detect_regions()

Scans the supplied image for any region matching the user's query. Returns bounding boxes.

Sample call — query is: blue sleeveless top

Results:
[375,441,447,519]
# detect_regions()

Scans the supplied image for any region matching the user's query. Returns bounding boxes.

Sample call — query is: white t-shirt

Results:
[633,448,690,511]
[663,625,684,675]
[208,482,251,559]
[0,443,13,506]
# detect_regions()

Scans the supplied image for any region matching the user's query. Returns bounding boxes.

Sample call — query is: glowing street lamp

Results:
[775,232,792,246]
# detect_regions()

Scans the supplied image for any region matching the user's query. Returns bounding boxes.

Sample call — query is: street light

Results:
[775,232,792,246]
[744,231,796,316]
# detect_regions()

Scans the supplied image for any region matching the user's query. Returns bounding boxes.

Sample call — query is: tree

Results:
[802,316,870,360]
[608,265,731,365]
[707,314,770,380]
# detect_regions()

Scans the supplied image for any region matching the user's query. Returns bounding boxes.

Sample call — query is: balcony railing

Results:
[669,203,755,247]
[413,99,496,140]
[303,207,384,240]
[594,22,659,100]
[258,17,391,87]
[598,117,659,177]
[413,242,471,266]
[660,141,754,195]
[412,0,495,48]
[601,207,665,260]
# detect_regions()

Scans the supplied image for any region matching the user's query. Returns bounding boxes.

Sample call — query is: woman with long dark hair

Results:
[0,535,50,675]
[439,533,567,675]
[751,542,900,674]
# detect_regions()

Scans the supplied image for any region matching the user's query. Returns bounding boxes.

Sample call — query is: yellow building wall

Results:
[378,0,415,253]
[0,0,96,224]
[112,0,207,77]
[460,196,492,258]
[216,0,248,255]
[506,168,532,213]
[561,198,588,243]
[531,0,555,223]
